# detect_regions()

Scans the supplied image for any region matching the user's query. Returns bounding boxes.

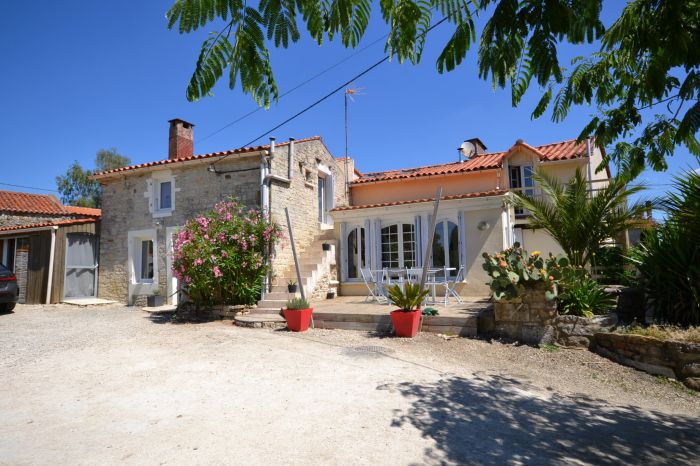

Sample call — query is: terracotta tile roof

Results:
[353,138,588,185]
[0,190,102,218]
[93,136,323,178]
[331,189,507,212]
[0,217,97,233]
[64,206,102,217]
[0,190,66,215]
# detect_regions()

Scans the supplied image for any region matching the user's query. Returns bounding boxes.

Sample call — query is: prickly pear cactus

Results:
[482,242,571,301]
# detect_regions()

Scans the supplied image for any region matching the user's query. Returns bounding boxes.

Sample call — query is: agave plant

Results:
[558,274,616,318]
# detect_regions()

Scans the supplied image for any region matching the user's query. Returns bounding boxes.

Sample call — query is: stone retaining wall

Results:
[553,314,617,348]
[592,333,700,391]
[493,287,556,345]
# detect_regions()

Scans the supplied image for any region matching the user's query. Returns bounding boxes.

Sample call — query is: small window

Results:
[140,240,154,281]
[159,181,172,210]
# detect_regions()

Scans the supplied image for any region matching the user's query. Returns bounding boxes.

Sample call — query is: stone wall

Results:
[592,333,700,391]
[493,286,557,344]
[15,249,28,303]
[268,139,347,281]
[553,314,617,348]
[98,155,261,304]
[0,212,76,228]
[98,138,343,305]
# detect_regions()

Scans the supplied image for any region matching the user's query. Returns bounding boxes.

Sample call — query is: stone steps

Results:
[234,314,286,329]
[311,311,478,336]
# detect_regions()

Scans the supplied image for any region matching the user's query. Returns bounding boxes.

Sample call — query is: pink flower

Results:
[213,266,222,278]
[194,258,203,266]
[184,276,192,284]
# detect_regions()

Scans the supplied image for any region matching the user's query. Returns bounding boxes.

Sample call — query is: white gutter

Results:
[0,225,59,235]
[353,167,501,187]
[45,227,56,304]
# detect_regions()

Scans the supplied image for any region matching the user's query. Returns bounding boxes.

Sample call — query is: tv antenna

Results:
[344,86,365,200]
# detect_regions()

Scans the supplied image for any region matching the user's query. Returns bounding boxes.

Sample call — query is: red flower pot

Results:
[283,308,313,332]
[390,309,421,337]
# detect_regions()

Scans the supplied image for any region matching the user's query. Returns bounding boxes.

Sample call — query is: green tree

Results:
[167,0,699,175]
[56,148,131,208]
[511,169,648,267]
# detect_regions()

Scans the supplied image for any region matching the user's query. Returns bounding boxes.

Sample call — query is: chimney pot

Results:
[168,118,195,160]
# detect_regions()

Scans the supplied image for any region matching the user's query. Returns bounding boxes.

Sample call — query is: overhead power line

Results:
[211,16,450,169]
[199,32,390,144]
[0,181,59,193]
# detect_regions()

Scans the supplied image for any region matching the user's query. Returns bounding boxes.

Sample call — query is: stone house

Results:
[332,137,611,297]
[93,119,348,305]
[0,191,101,303]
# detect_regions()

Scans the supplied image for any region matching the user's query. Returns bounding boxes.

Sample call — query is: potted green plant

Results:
[387,283,430,337]
[283,297,313,332]
[287,280,298,293]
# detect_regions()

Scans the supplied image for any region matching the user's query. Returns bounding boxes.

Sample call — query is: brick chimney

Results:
[168,118,195,160]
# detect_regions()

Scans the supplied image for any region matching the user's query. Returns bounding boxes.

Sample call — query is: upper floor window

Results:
[151,173,175,217]
[510,165,534,216]
[159,181,172,210]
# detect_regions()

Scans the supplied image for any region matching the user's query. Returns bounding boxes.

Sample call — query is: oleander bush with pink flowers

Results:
[171,198,283,306]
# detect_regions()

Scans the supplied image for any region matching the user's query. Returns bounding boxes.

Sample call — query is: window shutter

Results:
[414,215,422,266]
[373,219,382,270]
[363,219,371,269]
[340,222,348,281]
[329,174,336,209]
[458,211,467,273]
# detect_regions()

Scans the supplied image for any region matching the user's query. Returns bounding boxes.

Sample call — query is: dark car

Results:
[0,263,18,312]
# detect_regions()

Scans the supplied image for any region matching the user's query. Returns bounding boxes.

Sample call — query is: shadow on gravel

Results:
[144,310,178,324]
[381,373,700,465]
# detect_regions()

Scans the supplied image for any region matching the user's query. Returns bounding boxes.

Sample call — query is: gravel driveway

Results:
[1,304,698,465]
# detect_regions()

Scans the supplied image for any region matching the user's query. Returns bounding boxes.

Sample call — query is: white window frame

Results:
[509,164,534,216]
[345,225,367,281]
[380,222,416,269]
[431,218,461,276]
[317,164,335,227]
[127,229,158,303]
[147,171,177,218]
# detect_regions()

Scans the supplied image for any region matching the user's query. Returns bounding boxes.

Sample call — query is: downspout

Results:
[288,138,295,180]
[45,226,58,304]
[260,138,273,215]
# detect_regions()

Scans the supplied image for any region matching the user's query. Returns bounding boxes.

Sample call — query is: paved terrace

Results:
[309,296,493,336]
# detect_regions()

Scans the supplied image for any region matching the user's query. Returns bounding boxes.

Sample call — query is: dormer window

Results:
[510,164,534,216]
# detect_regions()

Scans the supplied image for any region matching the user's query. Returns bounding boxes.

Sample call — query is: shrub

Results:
[558,274,616,317]
[171,198,283,306]
[285,297,310,310]
[481,242,571,301]
[634,171,700,326]
[616,325,700,344]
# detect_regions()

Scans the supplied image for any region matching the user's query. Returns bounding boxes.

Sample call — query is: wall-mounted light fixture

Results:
[477,221,490,231]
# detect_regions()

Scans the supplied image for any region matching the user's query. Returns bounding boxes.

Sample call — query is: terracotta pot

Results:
[390,309,421,337]
[283,307,313,332]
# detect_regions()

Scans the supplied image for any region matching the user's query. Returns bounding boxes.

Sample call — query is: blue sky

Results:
[1,1,697,204]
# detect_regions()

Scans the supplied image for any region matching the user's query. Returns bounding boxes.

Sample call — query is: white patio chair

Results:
[445,266,465,304]
[360,268,388,304]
